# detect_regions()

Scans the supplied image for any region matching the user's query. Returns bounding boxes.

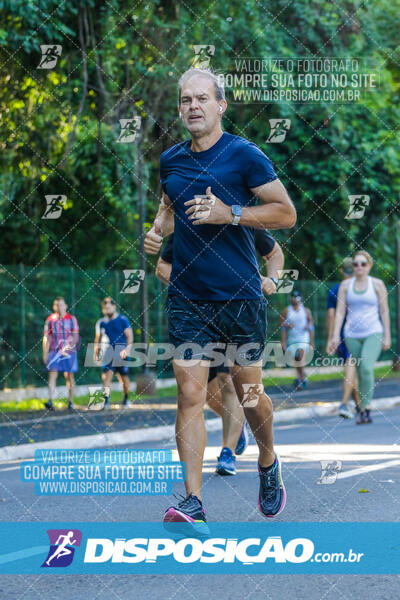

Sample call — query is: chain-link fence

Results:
[0,264,397,389]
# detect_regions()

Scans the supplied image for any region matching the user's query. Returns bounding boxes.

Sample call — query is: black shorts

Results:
[208,364,230,383]
[165,295,267,366]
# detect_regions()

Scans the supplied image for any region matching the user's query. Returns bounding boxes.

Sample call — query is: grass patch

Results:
[0,365,398,412]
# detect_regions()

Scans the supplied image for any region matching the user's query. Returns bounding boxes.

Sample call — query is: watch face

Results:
[232,205,242,216]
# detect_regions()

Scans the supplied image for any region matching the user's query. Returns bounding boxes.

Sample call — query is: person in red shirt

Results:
[42,297,79,411]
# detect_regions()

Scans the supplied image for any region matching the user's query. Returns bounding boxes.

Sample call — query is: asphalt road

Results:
[0,407,399,599]
[1,377,399,446]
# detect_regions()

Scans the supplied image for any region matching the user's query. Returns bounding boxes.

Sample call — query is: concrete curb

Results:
[1,396,399,462]
[1,360,393,403]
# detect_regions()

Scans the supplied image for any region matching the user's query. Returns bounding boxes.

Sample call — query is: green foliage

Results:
[0,0,399,283]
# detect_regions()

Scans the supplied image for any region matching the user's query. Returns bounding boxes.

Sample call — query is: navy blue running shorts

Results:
[165,295,267,366]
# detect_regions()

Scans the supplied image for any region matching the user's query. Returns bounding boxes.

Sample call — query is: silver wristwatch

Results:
[231,205,242,225]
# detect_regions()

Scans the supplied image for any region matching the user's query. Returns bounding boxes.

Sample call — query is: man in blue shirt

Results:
[94,297,133,409]
[326,258,360,418]
[144,68,296,533]
[156,231,285,478]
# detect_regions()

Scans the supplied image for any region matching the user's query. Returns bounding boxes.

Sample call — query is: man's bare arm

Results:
[155,257,172,285]
[144,193,174,255]
[185,180,296,230]
[243,180,296,229]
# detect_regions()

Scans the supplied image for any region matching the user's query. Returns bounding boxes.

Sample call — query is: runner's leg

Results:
[218,371,244,452]
[173,361,209,500]
[206,376,223,417]
[230,363,274,468]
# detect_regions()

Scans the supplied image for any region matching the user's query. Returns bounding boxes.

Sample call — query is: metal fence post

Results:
[70,266,76,310]
[19,263,26,386]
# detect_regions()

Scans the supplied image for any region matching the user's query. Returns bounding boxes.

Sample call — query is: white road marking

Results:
[337,459,400,480]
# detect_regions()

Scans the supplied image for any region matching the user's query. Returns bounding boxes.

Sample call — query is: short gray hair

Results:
[178,68,225,103]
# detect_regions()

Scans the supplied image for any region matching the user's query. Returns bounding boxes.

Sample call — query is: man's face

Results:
[57,299,67,314]
[179,76,224,137]
[103,301,116,318]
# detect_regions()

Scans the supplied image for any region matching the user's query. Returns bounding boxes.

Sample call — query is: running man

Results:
[144,68,296,531]
[93,297,133,409]
[45,531,77,566]
[326,257,360,418]
[42,297,79,411]
[156,230,285,476]
[280,291,314,391]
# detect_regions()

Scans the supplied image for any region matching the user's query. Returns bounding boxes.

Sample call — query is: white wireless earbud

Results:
[179,112,182,118]
[219,106,223,113]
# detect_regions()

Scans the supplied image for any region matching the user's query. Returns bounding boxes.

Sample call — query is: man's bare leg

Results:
[173,360,209,500]
[206,377,223,416]
[230,363,274,468]
[218,372,244,452]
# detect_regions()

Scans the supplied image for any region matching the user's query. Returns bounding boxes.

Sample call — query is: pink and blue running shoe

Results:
[258,453,286,518]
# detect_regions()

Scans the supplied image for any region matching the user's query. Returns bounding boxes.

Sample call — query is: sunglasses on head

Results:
[352,261,368,267]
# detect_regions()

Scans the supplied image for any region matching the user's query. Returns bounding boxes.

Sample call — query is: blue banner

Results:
[0,522,398,574]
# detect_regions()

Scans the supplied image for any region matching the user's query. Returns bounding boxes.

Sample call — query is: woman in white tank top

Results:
[328,251,391,424]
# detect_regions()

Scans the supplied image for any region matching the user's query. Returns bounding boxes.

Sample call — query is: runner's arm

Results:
[123,327,134,356]
[260,241,284,295]
[144,193,174,255]
[328,282,348,354]
[156,257,172,285]
[326,308,335,342]
[375,279,391,350]
[280,307,288,351]
[42,324,50,363]
[306,308,315,347]
[185,180,296,229]
[245,179,296,229]
[93,331,102,362]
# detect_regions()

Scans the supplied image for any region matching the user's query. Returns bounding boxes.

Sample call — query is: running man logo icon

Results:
[192,45,215,69]
[41,529,82,567]
[267,119,291,143]
[345,195,370,219]
[121,269,145,294]
[87,386,109,411]
[116,117,141,143]
[242,383,264,407]
[37,45,62,69]
[42,195,67,219]
[317,460,342,485]
[192,195,216,220]
[276,269,299,294]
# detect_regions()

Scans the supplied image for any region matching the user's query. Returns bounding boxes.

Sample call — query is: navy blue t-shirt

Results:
[98,314,131,347]
[161,229,276,264]
[327,283,346,339]
[160,132,278,301]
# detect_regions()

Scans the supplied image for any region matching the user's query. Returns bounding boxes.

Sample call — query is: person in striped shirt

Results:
[42,297,79,411]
